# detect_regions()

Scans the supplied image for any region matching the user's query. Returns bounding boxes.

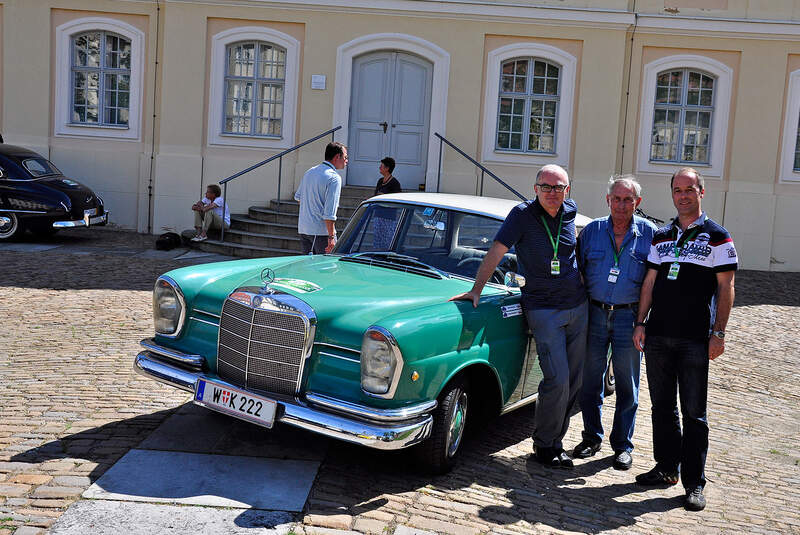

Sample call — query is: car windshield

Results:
[335,202,518,281]
[22,158,61,178]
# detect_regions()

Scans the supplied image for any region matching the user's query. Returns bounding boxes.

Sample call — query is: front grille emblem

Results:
[260,268,275,294]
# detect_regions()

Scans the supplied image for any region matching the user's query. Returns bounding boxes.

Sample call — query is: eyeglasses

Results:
[536,183,567,193]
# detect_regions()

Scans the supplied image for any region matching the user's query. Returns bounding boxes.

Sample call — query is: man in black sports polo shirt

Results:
[451,164,587,468]
[632,167,737,511]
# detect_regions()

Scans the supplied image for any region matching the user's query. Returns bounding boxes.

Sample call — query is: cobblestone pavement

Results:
[1,229,799,534]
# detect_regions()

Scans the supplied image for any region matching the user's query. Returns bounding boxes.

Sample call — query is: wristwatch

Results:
[712,330,725,340]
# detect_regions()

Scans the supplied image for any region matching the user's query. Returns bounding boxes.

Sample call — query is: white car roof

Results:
[362,192,593,228]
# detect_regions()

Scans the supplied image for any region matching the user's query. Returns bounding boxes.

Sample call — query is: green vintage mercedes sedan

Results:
[134,193,590,473]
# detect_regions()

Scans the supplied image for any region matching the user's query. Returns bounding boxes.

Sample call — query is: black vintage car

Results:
[0,143,108,240]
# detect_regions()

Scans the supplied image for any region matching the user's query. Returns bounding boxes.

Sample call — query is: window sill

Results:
[219,132,282,140]
[480,148,566,168]
[67,123,130,130]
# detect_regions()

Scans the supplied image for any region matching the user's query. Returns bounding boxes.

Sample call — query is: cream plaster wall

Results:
[47,6,154,231]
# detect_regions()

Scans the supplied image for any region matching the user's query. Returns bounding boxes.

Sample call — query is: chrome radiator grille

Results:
[217,295,310,396]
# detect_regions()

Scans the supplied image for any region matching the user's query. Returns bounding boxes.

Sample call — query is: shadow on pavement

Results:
[732,270,800,307]
[308,404,682,533]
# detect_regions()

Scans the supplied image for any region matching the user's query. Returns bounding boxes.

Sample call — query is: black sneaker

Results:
[684,486,706,511]
[533,446,560,467]
[533,446,573,468]
[635,465,679,486]
[555,449,574,468]
[613,450,633,470]
[572,439,601,459]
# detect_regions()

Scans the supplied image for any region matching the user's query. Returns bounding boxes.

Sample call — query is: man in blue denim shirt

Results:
[573,175,657,471]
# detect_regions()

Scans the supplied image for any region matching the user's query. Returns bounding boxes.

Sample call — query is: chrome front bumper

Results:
[53,209,109,228]
[134,344,434,451]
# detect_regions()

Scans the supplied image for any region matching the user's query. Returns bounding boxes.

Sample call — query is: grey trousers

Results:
[194,210,228,233]
[526,300,588,450]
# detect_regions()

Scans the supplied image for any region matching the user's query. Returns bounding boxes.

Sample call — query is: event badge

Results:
[608,266,620,283]
[667,262,680,280]
[550,259,560,276]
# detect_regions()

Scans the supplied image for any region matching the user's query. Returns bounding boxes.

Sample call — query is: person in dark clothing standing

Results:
[633,167,737,512]
[374,157,401,196]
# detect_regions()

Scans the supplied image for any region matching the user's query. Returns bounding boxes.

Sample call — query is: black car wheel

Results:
[414,376,469,474]
[0,212,21,240]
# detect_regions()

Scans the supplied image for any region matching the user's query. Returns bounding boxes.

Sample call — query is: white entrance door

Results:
[347,51,433,190]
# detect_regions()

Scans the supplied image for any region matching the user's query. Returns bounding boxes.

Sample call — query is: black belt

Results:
[590,299,637,311]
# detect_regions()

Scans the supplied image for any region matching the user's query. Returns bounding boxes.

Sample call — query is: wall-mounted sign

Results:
[311,75,326,90]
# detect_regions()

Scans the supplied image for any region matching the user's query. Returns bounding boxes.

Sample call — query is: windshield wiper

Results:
[341,252,448,279]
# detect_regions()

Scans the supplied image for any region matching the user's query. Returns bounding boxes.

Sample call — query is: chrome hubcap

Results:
[446,391,468,458]
[0,214,16,237]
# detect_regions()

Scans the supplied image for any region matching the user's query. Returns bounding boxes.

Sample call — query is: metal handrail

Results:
[218,126,341,242]
[433,132,526,202]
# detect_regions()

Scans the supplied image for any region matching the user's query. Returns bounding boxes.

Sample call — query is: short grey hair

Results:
[607,174,641,198]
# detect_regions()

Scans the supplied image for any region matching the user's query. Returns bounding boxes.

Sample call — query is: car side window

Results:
[22,158,60,178]
[398,207,448,252]
[338,203,404,253]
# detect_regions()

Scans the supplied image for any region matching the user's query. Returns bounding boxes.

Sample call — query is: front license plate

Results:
[194,379,277,428]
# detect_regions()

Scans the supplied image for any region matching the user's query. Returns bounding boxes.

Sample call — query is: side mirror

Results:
[423,219,445,232]
[504,272,526,289]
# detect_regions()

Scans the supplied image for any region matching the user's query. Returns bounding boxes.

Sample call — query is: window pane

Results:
[529,117,541,134]
[529,134,540,151]
[513,99,524,115]
[228,43,256,77]
[544,101,556,117]
[688,71,701,89]
[694,147,708,163]
[73,106,85,123]
[683,146,695,161]
[656,87,668,103]
[543,118,555,134]
[515,60,527,76]
[499,99,512,114]
[105,108,117,124]
[511,116,522,132]
[685,111,697,127]
[699,89,713,107]
[118,108,129,125]
[531,100,542,116]
[533,61,546,77]
[497,132,510,148]
[546,63,559,78]
[540,135,554,152]
[502,62,514,75]
[86,107,99,123]
[86,33,101,67]
[510,133,522,149]
[698,112,711,128]
[498,115,510,132]
[514,77,526,93]
[532,78,544,95]
[687,89,699,106]
[795,152,800,171]
[545,78,558,95]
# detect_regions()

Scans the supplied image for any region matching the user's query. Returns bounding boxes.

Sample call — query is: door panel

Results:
[348,51,432,189]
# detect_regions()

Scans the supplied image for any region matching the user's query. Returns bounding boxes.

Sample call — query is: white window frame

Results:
[481,43,576,167]
[55,17,144,140]
[779,68,800,183]
[208,27,299,149]
[637,54,732,178]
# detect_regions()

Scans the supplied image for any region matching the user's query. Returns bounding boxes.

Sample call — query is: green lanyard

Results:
[540,211,564,260]
[609,230,626,267]
[673,226,700,260]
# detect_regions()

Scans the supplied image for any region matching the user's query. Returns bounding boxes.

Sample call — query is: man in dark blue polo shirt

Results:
[573,175,657,471]
[451,164,587,468]
[633,168,737,511]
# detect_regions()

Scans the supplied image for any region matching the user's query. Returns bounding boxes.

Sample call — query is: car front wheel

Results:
[414,377,469,474]
[0,212,21,240]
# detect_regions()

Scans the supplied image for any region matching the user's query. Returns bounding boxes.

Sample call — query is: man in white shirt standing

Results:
[295,142,347,254]
[191,184,230,242]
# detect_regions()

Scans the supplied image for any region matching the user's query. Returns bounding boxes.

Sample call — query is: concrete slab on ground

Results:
[49,500,295,535]
[83,449,319,511]
[138,402,329,461]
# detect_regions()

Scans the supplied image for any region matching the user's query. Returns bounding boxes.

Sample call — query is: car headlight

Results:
[153,276,185,337]
[360,326,403,398]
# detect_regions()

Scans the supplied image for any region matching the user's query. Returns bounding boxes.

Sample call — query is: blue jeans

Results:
[644,335,709,490]
[526,300,588,450]
[579,305,641,453]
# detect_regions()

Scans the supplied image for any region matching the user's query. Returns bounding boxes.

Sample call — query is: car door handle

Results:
[379,121,388,133]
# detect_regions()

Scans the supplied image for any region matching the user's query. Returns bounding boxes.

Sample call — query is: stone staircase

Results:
[191,185,376,258]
